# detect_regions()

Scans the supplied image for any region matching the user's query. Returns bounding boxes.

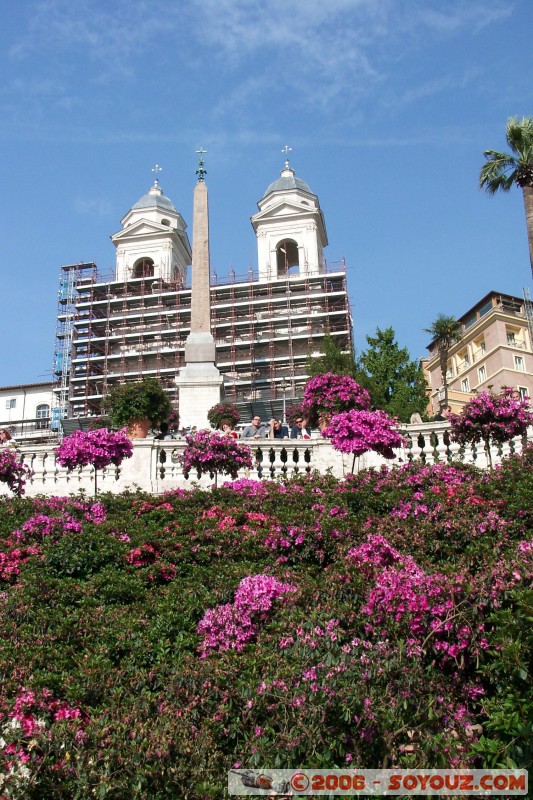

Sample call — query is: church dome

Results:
[262,163,314,198]
[132,180,177,213]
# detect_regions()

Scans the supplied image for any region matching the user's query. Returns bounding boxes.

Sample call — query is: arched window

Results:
[276,239,299,278]
[133,258,155,279]
[36,403,50,430]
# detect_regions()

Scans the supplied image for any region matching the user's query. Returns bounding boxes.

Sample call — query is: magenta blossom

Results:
[197,574,296,657]
[55,428,133,471]
[0,450,32,496]
[180,430,253,482]
[325,409,406,458]
[302,372,370,425]
[450,388,533,466]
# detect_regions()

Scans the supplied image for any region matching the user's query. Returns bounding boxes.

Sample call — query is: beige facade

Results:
[426,291,533,414]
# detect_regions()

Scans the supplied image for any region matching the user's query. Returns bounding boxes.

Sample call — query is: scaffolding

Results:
[53,263,97,428]
[56,260,353,420]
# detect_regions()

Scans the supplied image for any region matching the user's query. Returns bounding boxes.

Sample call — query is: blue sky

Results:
[1,0,532,386]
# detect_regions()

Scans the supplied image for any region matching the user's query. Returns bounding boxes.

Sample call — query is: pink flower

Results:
[325,409,406,458]
[55,428,132,471]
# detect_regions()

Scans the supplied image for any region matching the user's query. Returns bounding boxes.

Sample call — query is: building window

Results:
[5,399,16,409]
[461,378,470,392]
[518,387,529,401]
[507,331,516,345]
[478,365,486,383]
[36,404,50,430]
[514,355,525,371]
[480,340,486,353]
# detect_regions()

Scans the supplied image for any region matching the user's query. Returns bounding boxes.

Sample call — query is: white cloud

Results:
[73,196,114,218]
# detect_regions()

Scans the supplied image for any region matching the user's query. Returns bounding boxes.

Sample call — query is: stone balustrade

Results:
[2,423,532,498]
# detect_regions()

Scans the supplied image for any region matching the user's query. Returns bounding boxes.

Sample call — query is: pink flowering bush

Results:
[55,427,133,471]
[325,408,406,459]
[0,687,85,796]
[197,574,296,657]
[0,449,32,496]
[180,429,253,484]
[0,449,532,793]
[302,372,370,425]
[450,388,533,465]
[207,402,240,429]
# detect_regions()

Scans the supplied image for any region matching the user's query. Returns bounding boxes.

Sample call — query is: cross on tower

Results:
[151,164,163,182]
[281,144,292,167]
[196,147,207,182]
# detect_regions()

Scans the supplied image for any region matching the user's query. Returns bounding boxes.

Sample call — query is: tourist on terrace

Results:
[221,421,239,439]
[155,422,174,440]
[242,416,268,439]
[0,428,17,448]
[433,405,451,421]
[290,417,312,439]
[269,418,289,439]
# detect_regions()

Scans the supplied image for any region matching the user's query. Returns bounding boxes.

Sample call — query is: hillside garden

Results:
[0,444,532,798]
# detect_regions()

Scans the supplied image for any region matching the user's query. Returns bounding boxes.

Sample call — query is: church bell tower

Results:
[251,157,328,282]
[111,177,192,285]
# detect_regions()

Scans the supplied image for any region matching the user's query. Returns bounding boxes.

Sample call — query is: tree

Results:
[180,430,253,488]
[302,372,370,428]
[424,315,462,408]
[324,409,406,467]
[55,428,133,496]
[450,388,533,468]
[480,116,533,276]
[356,327,428,422]
[0,450,32,496]
[307,333,356,378]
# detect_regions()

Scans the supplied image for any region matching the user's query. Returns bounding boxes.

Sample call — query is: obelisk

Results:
[176,149,223,429]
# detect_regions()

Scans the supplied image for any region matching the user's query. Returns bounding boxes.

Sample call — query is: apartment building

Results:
[425,291,533,413]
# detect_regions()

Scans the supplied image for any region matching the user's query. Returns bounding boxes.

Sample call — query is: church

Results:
[53,157,353,426]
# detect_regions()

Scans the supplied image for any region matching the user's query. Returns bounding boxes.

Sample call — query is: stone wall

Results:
[2,423,532,498]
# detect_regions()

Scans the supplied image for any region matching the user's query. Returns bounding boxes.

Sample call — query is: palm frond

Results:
[506,116,533,157]
[479,150,517,193]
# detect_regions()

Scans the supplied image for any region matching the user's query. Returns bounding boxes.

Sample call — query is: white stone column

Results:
[176,175,222,429]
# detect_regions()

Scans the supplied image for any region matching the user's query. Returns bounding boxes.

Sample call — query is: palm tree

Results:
[424,315,462,408]
[480,116,533,276]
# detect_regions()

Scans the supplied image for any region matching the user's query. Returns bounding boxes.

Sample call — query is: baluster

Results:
[304,447,311,473]
[268,447,276,478]
[279,446,288,476]
[255,446,263,479]
[408,431,420,464]
[417,433,427,464]
[170,447,181,480]
[424,432,436,465]
[159,446,167,479]
[435,431,448,463]
[42,452,50,484]
[292,447,300,474]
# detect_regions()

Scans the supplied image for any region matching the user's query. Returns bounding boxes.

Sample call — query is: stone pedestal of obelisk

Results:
[176,167,223,429]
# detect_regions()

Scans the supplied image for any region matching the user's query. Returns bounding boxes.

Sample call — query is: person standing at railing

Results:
[433,406,451,422]
[242,416,268,439]
[154,422,174,440]
[290,417,312,439]
[221,421,239,439]
[269,418,289,439]
[0,428,17,448]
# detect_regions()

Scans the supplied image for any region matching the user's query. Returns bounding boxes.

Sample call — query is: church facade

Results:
[54,160,353,422]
